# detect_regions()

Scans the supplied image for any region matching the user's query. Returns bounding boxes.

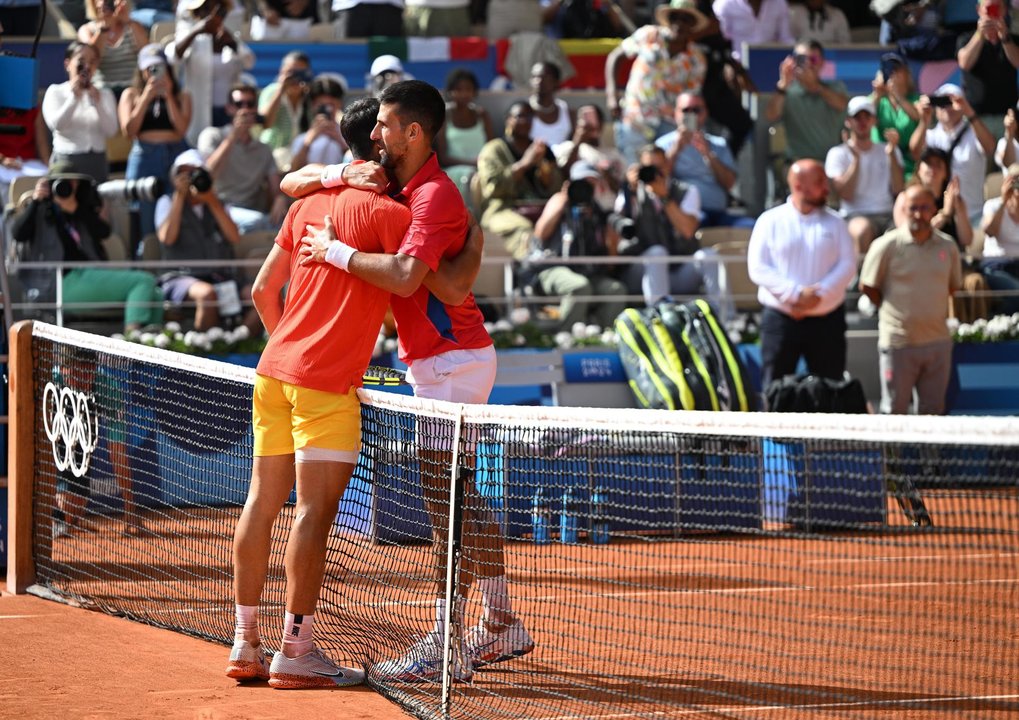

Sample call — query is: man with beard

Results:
[860,185,961,415]
[747,159,857,390]
[280,80,533,684]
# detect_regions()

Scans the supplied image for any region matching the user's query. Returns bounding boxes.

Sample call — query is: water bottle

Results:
[559,487,580,544]
[590,486,611,545]
[531,487,551,545]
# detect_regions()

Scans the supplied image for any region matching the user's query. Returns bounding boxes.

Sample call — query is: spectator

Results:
[435,68,494,204]
[747,159,857,390]
[258,51,313,156]
[909,82,995,225]
[956,0,1019,140]
[529,62,573,147]
[404,0,470,36]
[42,42,119,183]
[541,0,629,38]
[368,54,409,98]
[78,0,148,99]
[615,146,703,305]
[155,149,258,331]
[331,0,405,38]
[789,0,850,44]
[860,185,962,415]
[876,0,945,49]
[980,162,1019,313]
[657,91,752,227]
[530,161,628,328]
[825,95,904,257]
[250,0,318,40]
[118,43,192,243]
[10,164,164,331]
[871,52,921,179]
[553,103,627,203]
[476,101,564,261]
[0,100,49,208]
[289,77,347,170]
[486,0,543,38]
[712,0,793,63]
[198,83,288,234]
[764,40,849,167]
[605,0,708,164]
[997,104,1019,169]
[167,0,255,143]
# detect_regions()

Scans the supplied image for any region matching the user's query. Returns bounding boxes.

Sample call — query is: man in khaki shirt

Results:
[860,185,963,414]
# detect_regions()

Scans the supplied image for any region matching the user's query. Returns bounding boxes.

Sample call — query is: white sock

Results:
[433,597,465,637]
[234,604,259,645]
[478,576,513,622]
[282,612,315,657]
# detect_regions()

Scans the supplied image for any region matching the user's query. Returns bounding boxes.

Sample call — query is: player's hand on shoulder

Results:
[344,161,387,193]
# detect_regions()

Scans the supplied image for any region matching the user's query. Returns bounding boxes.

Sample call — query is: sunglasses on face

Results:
[232,99,256,108]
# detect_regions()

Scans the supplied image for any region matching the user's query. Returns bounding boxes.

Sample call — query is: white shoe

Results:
[268,647,365,689]
[225,638,270,681]
[373,631,473,683]
[465,618,535,669]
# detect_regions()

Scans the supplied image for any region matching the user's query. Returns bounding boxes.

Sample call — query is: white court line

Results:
[0,615,54,620]
[531,693,1019,720]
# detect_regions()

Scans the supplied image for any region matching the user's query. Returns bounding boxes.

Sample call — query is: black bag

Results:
[764,374,868,414]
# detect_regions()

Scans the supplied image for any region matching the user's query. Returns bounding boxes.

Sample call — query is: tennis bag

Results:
[764,374,868,414]
[614,306,716,411]
[659,299,756,412]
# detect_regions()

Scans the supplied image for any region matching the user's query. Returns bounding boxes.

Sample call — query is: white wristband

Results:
[324,240,356,271]
[320,162,349,189]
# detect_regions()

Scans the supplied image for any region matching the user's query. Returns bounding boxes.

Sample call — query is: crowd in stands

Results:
[2,0,1019,413]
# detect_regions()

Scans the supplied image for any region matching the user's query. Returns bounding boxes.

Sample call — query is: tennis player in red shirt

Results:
[227,98,410,690]
[281,80,533,684]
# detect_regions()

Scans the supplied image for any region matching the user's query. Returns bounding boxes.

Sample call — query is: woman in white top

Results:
[77,0,149,98]
[528,61,573,147]
[981,163,1019,314]
[788,0,850,45]
[42,42,120,183]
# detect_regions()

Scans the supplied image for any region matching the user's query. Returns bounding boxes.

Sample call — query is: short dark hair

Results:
[283,50,310,66]
[378,80,446,140]
[341,97,381,161]
[532,61,562,82]
[309,77,344,101]
[445,68,479,94]
[228,83,258,100]
[507,100,531,117]
[65,41,96,61]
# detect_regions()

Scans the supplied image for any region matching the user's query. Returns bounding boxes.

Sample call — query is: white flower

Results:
[584,324,601,339]
[494,319,513,333]
[946,317,959,334]
[153,334,170,348]
[383,338,398,353]
[484,322,496,334]
[206,326,225,342]
[555,331,575,349]
[600,329,617,346]
[513,333,526,346]
[232,324,250,341]
[183,331,197,347]
[571,322,587,339]
[139,332,156,345]
[126,329,140,341]
[111,333,125,342]
[164,321,182,333]
[509,307,531,326]
[174,332,184,341]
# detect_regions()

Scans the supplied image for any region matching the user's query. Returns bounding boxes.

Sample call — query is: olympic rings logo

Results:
[42,382,99,478]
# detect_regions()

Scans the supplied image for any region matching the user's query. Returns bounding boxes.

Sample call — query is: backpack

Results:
[765,374,868,414]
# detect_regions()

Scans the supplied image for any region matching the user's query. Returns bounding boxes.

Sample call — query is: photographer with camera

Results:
[10,163,164,330]
[289,77,347,171]
[198,83,287,233]
[528,161,627,329]
[909,83,994,225]
[616,145,703,306]
[258,51,313,156]
[42,42,120,184]
[155,149,258,332]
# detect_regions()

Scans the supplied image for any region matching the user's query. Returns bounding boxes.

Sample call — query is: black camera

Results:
[315,103,333,118]
[637,164,660,184]
[609,213,637,241]
[97,176,164,203]
[566,178,594,206]
[930,95,953,109]
[51,178,76,199]
[189,167,213,193]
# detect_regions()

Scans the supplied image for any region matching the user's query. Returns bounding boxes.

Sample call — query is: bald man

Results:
[747,159,858,391]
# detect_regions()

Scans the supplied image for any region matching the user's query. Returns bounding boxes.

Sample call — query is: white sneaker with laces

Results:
[225,638,271,681]
[466,618,535,669]
[268,647,365,689]
[373,631,473,683]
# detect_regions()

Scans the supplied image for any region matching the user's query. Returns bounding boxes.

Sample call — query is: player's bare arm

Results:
[250,244,292,333]
[279,162,388,199]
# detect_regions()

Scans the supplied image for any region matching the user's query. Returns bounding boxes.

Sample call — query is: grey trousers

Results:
[878,339,953,415]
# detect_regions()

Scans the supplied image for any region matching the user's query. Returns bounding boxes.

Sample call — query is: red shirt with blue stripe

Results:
[389,152,492,363]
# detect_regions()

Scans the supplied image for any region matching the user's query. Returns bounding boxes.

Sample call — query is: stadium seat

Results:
[140,233,162,262]
[696,226,753,250]
[7,175,40,214]
[150,21,175,45]
[308,23,336,42]
[102,233,129,261]
[712,240,760,313]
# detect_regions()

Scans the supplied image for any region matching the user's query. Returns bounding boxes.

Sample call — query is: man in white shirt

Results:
[712,0,793,63]
[825,96,904,257]
[748,159,857,390]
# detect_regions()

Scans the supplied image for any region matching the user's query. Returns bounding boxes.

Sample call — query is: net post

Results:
[6,320,35,594]
[440,409,466,716]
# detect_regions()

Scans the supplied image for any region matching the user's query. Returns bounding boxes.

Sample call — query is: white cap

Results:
[171,148,207,172]
[847,96,876,117]
[935,83,964,98]
[370,54,403,77]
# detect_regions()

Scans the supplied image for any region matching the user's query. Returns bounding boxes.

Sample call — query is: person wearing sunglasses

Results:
[198,83,288,234]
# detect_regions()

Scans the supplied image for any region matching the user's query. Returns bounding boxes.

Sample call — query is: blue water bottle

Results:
[590,486,611,545]
[531,487,551,545]
[559,487,580,544]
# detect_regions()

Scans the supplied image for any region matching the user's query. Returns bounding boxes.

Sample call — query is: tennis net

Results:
[10,321,1019,719]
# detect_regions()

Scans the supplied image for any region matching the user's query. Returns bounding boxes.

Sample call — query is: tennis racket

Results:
[362,364,410,387]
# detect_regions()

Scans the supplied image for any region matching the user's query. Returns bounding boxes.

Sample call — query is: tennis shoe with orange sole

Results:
[372,631,473,683]
[466,618,535,669]
[225,639,271,681]
[268,647,365,689]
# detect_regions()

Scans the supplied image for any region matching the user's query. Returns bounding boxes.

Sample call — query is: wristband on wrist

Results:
[324,240,356,271]
[320,162,349,189]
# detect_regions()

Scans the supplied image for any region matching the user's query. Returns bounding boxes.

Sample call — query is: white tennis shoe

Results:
[268,647,365,689]
[373,631,473,683]
[225,638,271,681]
[465,618,535,669]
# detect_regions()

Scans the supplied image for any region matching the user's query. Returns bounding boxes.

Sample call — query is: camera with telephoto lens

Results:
[637,164,660,185]
[608,213,637,241]
[189,167,213,193]
[51,178,76,199]
[566,178,594,206]
[97,176,164,203]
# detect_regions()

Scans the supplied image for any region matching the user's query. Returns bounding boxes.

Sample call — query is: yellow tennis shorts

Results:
[252,374,361,461]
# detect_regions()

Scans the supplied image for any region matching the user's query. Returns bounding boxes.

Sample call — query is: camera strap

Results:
[945,118,970,162]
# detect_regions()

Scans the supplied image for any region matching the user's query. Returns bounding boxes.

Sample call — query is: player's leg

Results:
[267,384,365,690]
